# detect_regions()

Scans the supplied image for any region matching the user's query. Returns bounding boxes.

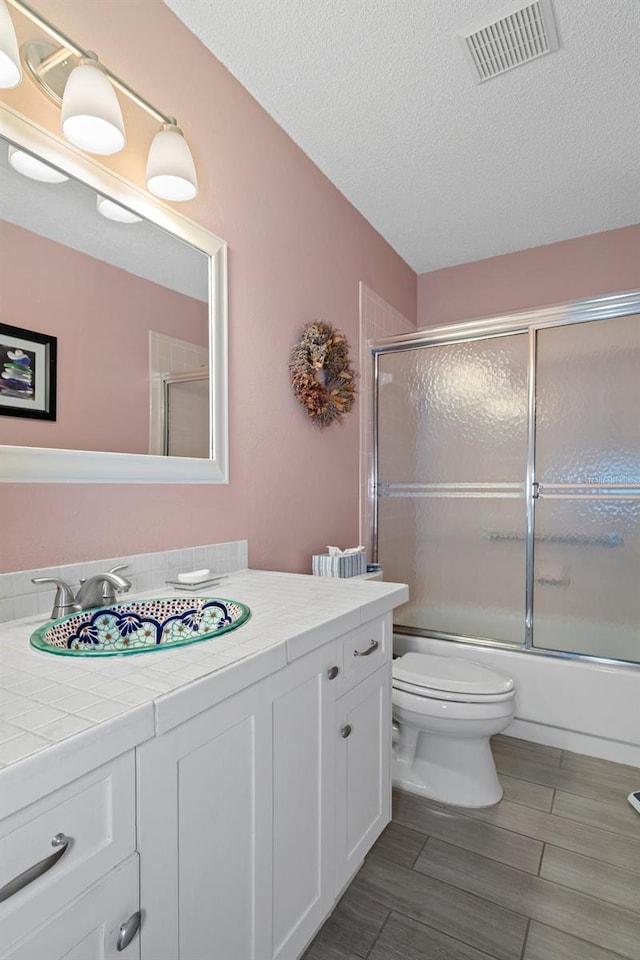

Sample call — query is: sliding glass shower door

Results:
[376,333,530,645]
[533,316,640,661]
[374,306,640,663]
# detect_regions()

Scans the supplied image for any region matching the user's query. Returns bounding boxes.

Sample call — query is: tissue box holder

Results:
[312,550,366,578]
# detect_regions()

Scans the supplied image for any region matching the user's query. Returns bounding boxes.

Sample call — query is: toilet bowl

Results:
[392,652,516,807]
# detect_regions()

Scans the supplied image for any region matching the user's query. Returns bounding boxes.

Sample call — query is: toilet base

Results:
[392,731,504,807]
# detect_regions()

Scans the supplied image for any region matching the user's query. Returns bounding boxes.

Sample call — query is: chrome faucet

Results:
[75,566,132,610]
[32,565,132,619]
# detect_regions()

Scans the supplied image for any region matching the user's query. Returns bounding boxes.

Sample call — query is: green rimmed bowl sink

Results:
[30,596,251,657]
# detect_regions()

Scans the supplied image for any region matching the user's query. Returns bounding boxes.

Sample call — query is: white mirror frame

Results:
[0,106,228,483]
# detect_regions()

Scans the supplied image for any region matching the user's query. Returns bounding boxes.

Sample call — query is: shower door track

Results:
[370,290,640,667]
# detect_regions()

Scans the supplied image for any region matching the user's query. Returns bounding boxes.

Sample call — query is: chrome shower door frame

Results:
[371,290,640,665]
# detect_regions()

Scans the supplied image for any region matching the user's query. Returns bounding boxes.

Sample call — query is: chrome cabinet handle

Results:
[117,911,142,952]
[327,666,339,680]
[0,833,71,904]
[353,640,379,657]
[341,724,352,739]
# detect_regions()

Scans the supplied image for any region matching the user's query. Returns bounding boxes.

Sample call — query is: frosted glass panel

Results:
[377,334,529,484]
[533,498,640,662]
[378,495,526,645]
[536,316,640,486]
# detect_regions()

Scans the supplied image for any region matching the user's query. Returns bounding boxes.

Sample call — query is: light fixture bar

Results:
[7,0,172,124]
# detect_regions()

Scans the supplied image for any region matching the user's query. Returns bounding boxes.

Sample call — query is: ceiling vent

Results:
[457,0,559,83]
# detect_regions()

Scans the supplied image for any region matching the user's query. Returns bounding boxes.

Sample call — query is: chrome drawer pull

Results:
[0,833,71,904]
[327,666,339,680]
[117,910,142,951]
[341,724,352,739]
[353,639,379,657]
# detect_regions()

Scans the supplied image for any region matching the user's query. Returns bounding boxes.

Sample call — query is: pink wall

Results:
[0,0,416,574]
[417,225,640,328]
[1,222,207,455]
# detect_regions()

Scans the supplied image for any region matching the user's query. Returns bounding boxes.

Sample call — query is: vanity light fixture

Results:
[61,53,126,155]
[146,120,198,201]
[0,0,21,87]
[7,144,69,182]
[96,195,142,223]
[5,0,199,199]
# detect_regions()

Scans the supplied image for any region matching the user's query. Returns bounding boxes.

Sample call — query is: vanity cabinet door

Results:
[2,854,140,960]
[137,682,273,960]
[270,641,338,960]
[334,663,392,895]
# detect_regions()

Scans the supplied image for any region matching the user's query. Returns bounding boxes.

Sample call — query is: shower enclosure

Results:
[160,369,209,458]
[373,292,640,665]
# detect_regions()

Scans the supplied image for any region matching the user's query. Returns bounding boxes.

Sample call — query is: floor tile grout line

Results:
[409,830,430,868]
[496,755,639,794]
[393,814,545,876]
[395,789,553,855]
[493,765,634,801]
[383,847,540,923]
[366,906,512,960]
[535,860,640,912]
[519,918,531,960]
[409,839,640,924]
[363,908,391,959]
[545,804,640,842]
[395,793,640,867]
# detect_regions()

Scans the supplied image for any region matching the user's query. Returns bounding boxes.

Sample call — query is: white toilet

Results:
[392,652,516,807]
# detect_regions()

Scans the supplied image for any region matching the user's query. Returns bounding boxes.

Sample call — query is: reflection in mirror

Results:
[0,133,211,458]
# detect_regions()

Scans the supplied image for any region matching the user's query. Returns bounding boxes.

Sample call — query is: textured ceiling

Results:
[164,0,640,273]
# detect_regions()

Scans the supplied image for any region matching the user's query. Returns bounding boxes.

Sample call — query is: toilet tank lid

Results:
[393,653,514,695]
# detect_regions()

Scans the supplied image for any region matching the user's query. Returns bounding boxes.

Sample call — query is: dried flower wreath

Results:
[289,321,357,427]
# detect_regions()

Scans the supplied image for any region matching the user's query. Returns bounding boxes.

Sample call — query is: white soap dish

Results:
[165,575,226,592]
[177,568,212,584]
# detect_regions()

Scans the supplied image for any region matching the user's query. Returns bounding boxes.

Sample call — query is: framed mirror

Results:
[0,106,228,482]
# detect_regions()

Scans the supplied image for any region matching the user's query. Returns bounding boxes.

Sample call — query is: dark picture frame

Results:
[0,322,57,421]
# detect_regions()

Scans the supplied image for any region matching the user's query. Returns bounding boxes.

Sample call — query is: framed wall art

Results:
[0,322,57,421]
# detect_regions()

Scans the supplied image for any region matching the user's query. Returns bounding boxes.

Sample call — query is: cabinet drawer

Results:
[0,752,135,954]
[3,853,140,960]
[335,616,389,697]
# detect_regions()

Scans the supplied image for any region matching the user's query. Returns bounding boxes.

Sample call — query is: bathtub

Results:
[393,632,640,767]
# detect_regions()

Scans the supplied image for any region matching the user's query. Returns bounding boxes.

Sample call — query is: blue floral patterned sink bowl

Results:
[30,597,251,657]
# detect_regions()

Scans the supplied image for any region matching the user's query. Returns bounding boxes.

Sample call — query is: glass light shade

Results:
[146,124,198,201]
[0,0,21,88]
[61,58,126,155]
[96,195,142,223]
[8,146,69,183]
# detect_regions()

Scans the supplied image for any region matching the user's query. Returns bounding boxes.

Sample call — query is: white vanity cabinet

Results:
[334,663,391,894]
[137,613,393,960]
[136,674,273,960]
[333,617,392,894]
[137,640,340,960]
[0,753,140,960]
[270,641,339,960]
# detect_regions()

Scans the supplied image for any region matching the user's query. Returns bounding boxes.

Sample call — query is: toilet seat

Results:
[392,653,515,704]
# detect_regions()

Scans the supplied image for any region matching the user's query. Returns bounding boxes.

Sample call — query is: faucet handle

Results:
[107,564,132,590]
[31,578,76,619]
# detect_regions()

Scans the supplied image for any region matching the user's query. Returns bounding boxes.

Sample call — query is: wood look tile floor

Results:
[304,736,640,960]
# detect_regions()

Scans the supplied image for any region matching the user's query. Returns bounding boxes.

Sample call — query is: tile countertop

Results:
[0,570,408,818]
